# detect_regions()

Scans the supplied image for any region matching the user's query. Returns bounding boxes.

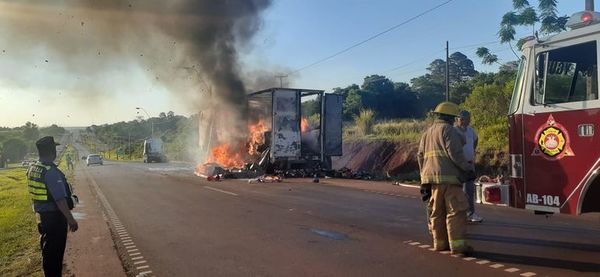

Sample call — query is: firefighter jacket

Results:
[418,119,471,185]
[27,161,74,210]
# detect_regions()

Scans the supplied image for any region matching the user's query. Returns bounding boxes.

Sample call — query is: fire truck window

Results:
[534,41,598,105]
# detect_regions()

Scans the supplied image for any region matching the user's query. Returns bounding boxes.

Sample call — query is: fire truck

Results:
[495,6,600,215]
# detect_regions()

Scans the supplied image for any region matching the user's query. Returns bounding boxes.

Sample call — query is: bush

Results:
[354,109,376,136]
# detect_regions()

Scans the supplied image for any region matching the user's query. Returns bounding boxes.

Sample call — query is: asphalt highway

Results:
[74,144,600,277]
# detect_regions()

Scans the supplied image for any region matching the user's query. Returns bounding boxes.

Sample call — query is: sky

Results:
[0,0,588,127]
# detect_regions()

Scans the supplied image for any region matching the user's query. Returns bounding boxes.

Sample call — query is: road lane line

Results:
[126,246,136,249]
[122,239,132,243]
[131,256,144,260]
[463,257,476,261]
[134,261,147,265]
[127,248,139,252]
[129,252,141,256]
[204,186,238,196]
[137,265,150,270]
[476,260,490,265]
[124,242,134,246]
[505,268,520,273]
[520,273,536,277]
[409,242,421,245]
[137,271,153,276]
[490,264,504,269]
[419,244,430,248]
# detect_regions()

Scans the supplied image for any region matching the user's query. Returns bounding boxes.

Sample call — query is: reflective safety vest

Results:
[27,162,53,202]
[26,161,74,208]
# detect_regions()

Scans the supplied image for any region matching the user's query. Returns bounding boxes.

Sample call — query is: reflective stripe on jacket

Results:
[418,119,471,185]
[27,162,52,202]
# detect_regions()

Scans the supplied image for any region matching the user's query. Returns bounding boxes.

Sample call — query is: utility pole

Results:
[275,75,287,87]
[445,41,450,101]
[586,0,594,11]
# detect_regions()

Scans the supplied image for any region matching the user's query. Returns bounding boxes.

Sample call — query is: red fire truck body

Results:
[507,10,600,215]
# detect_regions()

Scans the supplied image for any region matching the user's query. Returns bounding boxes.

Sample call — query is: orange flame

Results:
[248,119,268,155]
[301,117,310,133]
[206,144,245,169]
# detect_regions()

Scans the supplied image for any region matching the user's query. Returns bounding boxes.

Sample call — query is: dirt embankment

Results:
[333,141,508,180]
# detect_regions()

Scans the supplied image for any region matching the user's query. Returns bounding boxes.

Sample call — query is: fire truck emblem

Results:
[532,115,574,160]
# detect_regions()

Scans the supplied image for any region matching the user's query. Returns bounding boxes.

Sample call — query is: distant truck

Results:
[143,138,166,163]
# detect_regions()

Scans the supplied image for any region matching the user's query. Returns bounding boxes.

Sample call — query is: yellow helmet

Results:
[433,101,460,117]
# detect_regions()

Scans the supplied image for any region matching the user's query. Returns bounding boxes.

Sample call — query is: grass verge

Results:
[0,168,42,277]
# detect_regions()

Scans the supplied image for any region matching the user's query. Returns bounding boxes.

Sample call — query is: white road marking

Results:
[428,248,436,251]
[204,186,238,196]
[419,244,430,248]
[463,257,476,261]
[134,261,147,265]
[137,265,150,270]
[409,242,421,245]
[127,249,139,252]
[440,251,451,255]
[129,252,141,256]
[122,239,133,243]
[476,260,490,265]
[520,273,536,277]
[490,264,505,269]
[124,242,134,246]
[137,271,153,276]
[131,256,144,261]
[126,246,136,249]
[120,236,131,239]
[403,240,412,243]
[505,268,520,273]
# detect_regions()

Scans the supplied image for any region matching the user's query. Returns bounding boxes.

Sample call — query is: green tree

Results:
[40,124,66,137]
[2,138,28,162]
[22,122,39,141]
[461,80,515,151]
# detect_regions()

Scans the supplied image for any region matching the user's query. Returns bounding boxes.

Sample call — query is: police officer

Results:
[27,136,78,277]
[417,102,474,255]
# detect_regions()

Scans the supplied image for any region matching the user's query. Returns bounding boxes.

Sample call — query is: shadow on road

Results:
[469,233,600,252]
[474,250,600,272]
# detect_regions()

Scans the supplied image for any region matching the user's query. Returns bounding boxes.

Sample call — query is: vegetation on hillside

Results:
[0,123,66,165]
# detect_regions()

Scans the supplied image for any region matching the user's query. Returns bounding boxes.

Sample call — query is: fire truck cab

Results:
[508,10,600,215]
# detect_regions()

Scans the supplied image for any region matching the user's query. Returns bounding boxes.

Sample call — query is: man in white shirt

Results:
[457,110,482,223]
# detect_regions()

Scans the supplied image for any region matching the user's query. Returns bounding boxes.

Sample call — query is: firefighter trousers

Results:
[428,183,469,252]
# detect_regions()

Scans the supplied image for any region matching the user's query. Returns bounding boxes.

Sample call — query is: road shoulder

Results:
[63,165,126,277]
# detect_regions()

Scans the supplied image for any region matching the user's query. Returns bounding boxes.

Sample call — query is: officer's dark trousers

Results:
[38,212,67,277]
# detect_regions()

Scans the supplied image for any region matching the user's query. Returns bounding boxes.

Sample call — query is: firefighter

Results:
[417,102,475,255]
[27,136,78,277]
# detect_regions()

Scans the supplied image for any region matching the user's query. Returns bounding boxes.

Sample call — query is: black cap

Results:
[36,136,60,150]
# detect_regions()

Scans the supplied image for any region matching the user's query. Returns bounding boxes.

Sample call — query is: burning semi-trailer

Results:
[196,87,343,180]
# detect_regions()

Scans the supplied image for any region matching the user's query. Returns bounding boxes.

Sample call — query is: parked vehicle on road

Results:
[86,154,103,166]
[143,138,166,163]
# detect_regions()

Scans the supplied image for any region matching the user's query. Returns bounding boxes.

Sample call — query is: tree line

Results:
[0,123,66,165]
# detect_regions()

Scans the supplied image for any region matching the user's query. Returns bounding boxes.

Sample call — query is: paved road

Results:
[74,144,600,277]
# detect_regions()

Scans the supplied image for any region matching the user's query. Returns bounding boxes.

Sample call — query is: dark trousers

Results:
[38,212,68,277]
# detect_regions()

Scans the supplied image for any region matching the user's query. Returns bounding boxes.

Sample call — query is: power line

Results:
[289,0,457,75]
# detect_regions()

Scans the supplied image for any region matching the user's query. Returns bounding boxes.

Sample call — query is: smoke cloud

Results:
[0,0,274,129]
